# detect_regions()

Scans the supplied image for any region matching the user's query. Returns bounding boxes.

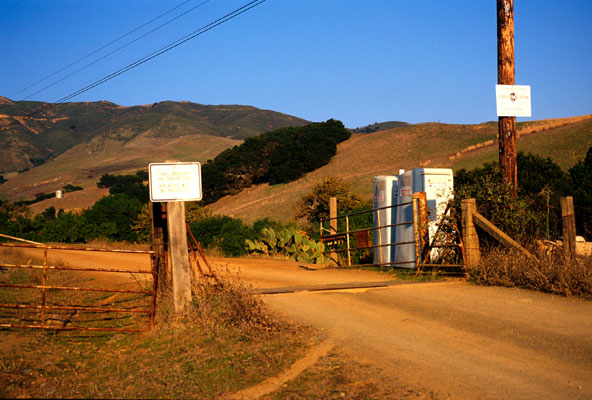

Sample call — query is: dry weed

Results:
[192,275,279,334]
[470,246,592,297]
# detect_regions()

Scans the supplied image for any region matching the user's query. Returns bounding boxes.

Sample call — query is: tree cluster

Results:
[454,148,592,241]
[97,171,149,203]
[0,193,143,243]
[201,119,350,204]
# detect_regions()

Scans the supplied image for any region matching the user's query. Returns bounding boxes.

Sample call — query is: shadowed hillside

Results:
[0,97,309,173]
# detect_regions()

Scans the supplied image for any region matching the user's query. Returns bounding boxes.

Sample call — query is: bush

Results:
[62,184,83,193]
[296,176,364,224]
[454,151,572,241]
[82,194,143,243]
[189,216,257,257]
[471,246,592,298]
[40,211,87,243]
[568,146,592,240]
[245,226,323,263]
[97,172,149,203]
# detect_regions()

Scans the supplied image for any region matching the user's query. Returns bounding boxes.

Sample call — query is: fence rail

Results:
[0,234,157,333]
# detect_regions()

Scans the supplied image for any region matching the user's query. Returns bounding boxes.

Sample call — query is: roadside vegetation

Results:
[0,247,311,398]
[1,136,591,292]
[470,246,592,297]
[454,146,592,297]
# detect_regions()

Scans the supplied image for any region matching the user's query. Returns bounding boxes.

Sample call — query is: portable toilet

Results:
[372,175,399,265]
[412,168,454,241]
[393,171,415,268]
[392,168,454,268]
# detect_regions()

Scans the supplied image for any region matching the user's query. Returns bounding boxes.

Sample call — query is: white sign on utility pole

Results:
[496,84,532,117]
[149,162,202,202]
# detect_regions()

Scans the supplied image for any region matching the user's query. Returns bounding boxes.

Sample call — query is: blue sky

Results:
[1,0,591,128]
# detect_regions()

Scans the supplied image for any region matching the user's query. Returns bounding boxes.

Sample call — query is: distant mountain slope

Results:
[0,97,309,173]
[209,115,592,223]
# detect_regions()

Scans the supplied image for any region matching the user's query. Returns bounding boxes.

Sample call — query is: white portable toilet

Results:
[392,168,454,268]
[372,175,399,265]
[412,168,454,242]
[393,171,415,268]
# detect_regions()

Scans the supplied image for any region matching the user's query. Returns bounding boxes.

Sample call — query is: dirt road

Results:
[216,258,592,399]
[16,250,592,399]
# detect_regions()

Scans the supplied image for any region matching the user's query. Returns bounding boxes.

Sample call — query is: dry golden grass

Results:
[209,115,590,222]
[470,247,592,298]
[0,134,240,204]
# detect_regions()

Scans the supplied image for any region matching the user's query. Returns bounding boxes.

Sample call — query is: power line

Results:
[19,0,212,101]
[10,0,199,99]
[2,0,267,129]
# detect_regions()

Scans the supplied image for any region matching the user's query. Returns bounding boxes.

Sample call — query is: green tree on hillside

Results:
[201,119,351,204]
[82,194,142,242]
[568,146,592,240]
[296,176,364,224]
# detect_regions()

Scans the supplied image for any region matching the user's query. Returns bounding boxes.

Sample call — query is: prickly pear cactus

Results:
[245,227,323,263]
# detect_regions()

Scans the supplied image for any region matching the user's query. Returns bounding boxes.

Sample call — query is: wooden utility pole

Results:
[497,0,517,190]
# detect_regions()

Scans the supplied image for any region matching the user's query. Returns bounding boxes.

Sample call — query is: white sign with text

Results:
[496,84,532,117]
[149,162,202,202]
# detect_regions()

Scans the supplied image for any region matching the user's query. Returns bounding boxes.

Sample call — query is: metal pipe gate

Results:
[320,193,466,274]
[0,234,157,333]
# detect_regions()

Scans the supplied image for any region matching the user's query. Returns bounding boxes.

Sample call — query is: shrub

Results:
[40,212,87,243]
[568,146,592,240]
[471,246,592,298]
[454,151,573,241]
[96,172,149,203]
[82,194,143,243]
[245,226,323,264]
[189,216,256,257]
[296,176,364,224]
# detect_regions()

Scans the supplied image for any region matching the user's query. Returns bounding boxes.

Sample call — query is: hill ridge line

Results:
[445,115,592,162]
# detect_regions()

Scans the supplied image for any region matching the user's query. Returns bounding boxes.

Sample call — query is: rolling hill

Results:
[0,97,309,203]
[208,115,592,223]
[1,95,590,222]
[0,97,309,174]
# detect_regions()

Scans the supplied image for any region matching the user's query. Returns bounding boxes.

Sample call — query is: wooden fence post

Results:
[330,197,338,266]
[561,196,576,260]
[150,202,168,290]
[414,192,430,261]
[166,201,192,313]
[461,199,480,267]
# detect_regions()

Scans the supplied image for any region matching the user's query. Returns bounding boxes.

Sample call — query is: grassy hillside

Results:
[0,133,242,203]
[453,115,592,171]
[0,98,309,173]
[209,115,592,223]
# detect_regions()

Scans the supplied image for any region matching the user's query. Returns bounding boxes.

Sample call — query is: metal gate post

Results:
[376,210,384,265]
[41,247,48,328]
[412,197,421,269]
[345,216,352,267]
